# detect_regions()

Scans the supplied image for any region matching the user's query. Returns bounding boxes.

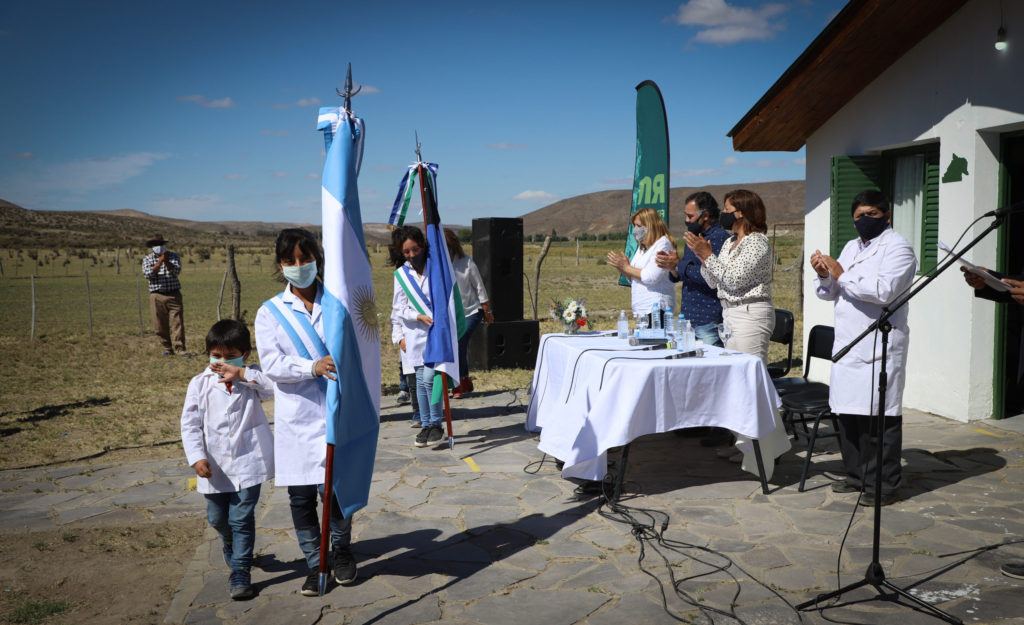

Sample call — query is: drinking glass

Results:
[717,323,733,352]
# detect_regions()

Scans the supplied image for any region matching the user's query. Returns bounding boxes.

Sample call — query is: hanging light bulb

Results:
[995,26,1008,51]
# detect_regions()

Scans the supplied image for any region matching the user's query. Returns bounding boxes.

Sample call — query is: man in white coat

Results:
[811,190,917,506]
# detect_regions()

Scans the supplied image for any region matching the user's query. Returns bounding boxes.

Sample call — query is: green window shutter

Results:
[919,152,940,274]
[830,155,882,257]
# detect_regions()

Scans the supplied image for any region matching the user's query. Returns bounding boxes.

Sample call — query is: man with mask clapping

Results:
[812,190,917,506]
[143,233,189,357]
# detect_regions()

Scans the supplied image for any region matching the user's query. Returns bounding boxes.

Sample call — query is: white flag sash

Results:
[394,266,430,317]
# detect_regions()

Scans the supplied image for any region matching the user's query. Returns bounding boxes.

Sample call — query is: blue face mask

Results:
[210,356,245,367]
[282,261,318,288]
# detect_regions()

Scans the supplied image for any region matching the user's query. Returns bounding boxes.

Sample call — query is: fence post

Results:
[217,269,227,320]
[30,275,36,341]
[227,244,241,321]
[135,270,144,337]
[115,246,120,275]
[85,270,93,337]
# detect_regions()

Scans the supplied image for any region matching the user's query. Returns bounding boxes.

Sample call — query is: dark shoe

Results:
[830,481,860,494]
[229,570,255,600]
[1000,561,1024,579]
[427,424,444,444]
[301,570,320,596]
[414,427,430,447]
[858,492,898,506]
[162,350,172,357]
[333,546,357,585]
[179,352,193,358]
[451,383,465,399]
[396,390,411,405]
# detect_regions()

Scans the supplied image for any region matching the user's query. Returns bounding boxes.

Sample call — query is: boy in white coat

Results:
[181,319,274,600]
[812,190,917,506]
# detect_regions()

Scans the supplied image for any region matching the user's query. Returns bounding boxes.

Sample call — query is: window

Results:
[830,146,939,274]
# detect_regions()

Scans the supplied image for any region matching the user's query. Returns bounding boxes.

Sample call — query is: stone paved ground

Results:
[2,390,1023,625]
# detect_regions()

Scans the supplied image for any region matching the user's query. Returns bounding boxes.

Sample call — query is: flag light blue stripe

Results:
[318,107,380,517]
[263,299,328,395]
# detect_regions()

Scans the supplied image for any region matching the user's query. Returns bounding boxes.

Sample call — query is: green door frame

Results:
[993,130,1024,419]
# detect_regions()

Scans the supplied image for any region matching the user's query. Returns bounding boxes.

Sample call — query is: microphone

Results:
[665,349,704,359]
[984,201,1024,218]
[641,343,671,351]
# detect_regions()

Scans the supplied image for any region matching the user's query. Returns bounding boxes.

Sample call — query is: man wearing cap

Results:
[142,234,189,356]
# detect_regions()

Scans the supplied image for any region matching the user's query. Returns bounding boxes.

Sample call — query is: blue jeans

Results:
[398,359,409,392]
[694,321,723,347]
[415,365,444,428]
[288,484,352,570]
[458,311,483,380]
[205,484,261,572]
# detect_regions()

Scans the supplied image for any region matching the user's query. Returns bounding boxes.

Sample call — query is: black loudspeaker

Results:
[471,218,523,322]
[468,320,540,371]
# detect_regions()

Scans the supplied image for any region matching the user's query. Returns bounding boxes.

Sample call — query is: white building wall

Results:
[801,0,1024,422]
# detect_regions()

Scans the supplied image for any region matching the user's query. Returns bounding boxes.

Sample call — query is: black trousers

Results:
[836,413,903,494]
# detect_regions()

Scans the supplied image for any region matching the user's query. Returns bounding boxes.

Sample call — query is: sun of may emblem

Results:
[352,285,379,342]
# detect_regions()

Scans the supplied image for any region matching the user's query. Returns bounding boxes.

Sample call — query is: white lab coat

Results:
[180,366,275,494]
[815,228,917,416]
[254,285,329,486]
[391,262,431,376]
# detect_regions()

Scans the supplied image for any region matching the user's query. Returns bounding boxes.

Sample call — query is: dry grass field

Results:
[0,235,803,471]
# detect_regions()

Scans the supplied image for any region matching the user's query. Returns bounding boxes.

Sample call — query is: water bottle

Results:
[676,314,687,350]
[664,305,674,337]
[617,310,628,339]
[651,302,662,331]
[684,319,695,352]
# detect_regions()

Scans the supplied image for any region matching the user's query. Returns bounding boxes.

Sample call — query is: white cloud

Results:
[306,173,319,179]
[272,171,290,178]
[668,0,789,45]
[793,157,806,165]
[514,190,555,201]
[486,142,527,150]
[723,156,739,165]
[296,97,321,107]
[177,94,236,108]
[671,168,726,177]
[225,173,249,180]
[359,85,381,94]
[45,152,169,192]
[7,152,35,160]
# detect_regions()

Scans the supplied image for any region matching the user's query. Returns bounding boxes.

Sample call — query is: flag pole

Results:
[317,442,335,595]
[318,62,361,596]
[416,155,456,450]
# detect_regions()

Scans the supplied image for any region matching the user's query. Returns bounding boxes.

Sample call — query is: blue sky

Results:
[0,0,846,226]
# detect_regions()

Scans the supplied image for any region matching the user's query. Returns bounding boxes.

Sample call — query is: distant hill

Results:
[521,180,805,239]
[1,181,806,249]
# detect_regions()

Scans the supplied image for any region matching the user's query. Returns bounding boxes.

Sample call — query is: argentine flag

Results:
[419,166,466,400]
[317,106,380,516]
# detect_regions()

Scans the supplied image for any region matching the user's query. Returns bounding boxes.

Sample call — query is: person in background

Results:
[812,190,916,507]
[390,226,446,447]
[254,228,357,595]
[142,233,189,356]
[962,263,1023,578]
[444,228,493,399]
[606,207,676,321]
[180,319,274,601]
[686,189,775,363]
[657,191,732,445]
[656,191,729,346]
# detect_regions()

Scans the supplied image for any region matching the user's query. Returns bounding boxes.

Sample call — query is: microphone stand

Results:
[796,212,1006,624]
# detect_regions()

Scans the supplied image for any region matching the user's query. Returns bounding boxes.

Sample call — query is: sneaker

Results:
[229,570,255,600]
[1000,561,1024,579]
[396,390,411,405]
[857,492,899,506]
[179,352,193,358]
[830,481,860,494]
[414,427,430,447]
[301,570,320,596]
[333,546,357,585]
[162,350,172,357]
[427,424,445,444]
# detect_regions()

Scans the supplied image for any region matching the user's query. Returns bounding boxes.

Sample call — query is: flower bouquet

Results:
[550,297,590,335]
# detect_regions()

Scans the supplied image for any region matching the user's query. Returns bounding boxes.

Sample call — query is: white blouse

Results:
[701,232,773,304]
[451,254,489,317]
[628,235,676,317]
[390,262,430,375]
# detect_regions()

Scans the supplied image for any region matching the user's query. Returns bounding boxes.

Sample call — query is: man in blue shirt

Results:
[656,191,730,346]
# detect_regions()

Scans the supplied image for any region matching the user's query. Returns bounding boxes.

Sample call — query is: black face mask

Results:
[411,249,428,269]
[686,218,704,235]
[854,214,889,241]
[719,212,737,231]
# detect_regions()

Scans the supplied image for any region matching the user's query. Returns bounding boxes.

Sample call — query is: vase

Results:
[563,322,579,335]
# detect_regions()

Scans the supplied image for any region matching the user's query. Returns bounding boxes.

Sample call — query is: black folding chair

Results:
[767,309,794,379]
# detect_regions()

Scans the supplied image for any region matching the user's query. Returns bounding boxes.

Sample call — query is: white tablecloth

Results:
[527,332,790,481]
